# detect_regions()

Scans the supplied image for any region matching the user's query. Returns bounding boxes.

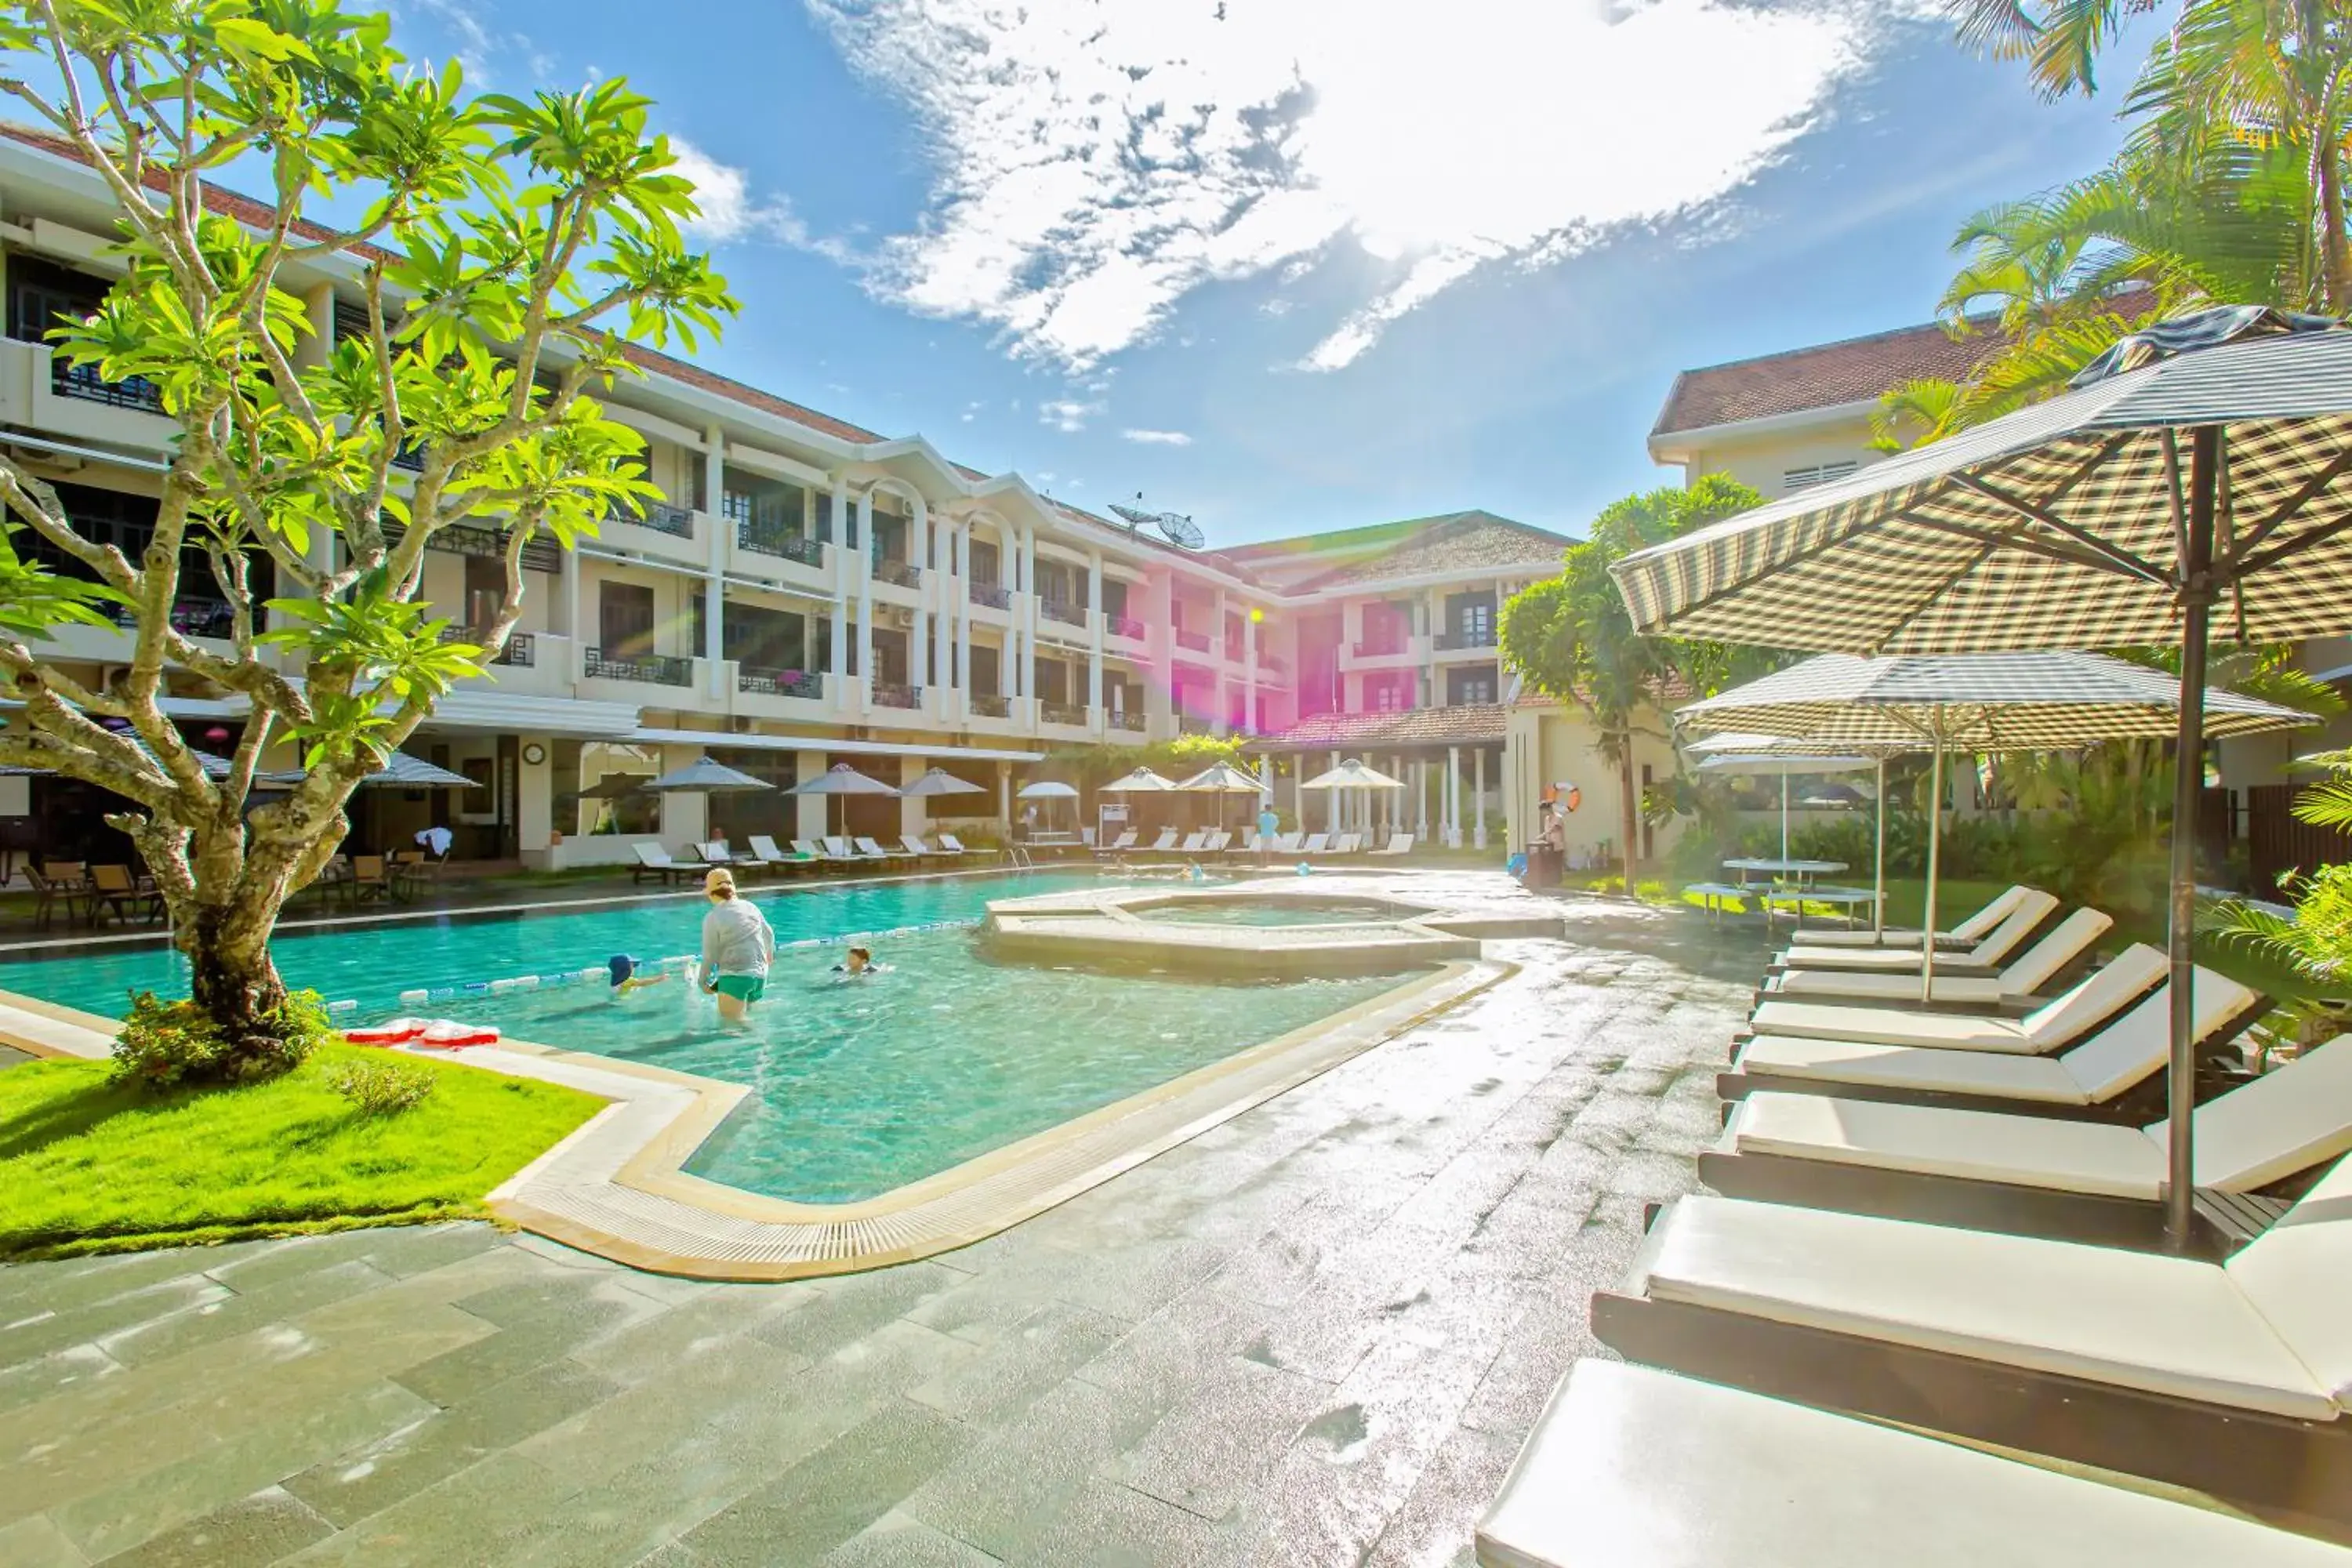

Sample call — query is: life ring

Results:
[416,1020,500,1049]
[345,1018,429,1046]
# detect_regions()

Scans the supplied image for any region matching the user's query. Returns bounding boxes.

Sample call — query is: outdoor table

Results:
[1723,857,1851,931]
[1756,883,1879,928]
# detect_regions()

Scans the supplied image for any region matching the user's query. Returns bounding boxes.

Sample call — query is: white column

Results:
[1446,746,1461,848]
[899,753,927,840]
[1473,746,1488,849]
[1327,749,1341,833]
[827,485,851,713]
[797,757,831,840]
[1243,609,1260,735]
[1087,550,1105,720]
[909,495,931,710]
[1415,759,1428,837]
[855,490,875,702]
[936,518,960,717]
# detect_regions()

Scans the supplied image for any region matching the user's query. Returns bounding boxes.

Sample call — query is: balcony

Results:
[1040,701,1090,727]
[608,497,696,539]
[872,558,922,590]
[585,648,692,687]
[737,524,825,568]
[1259,652,1288,676]
[1108,710,1146,732]
[968,692,1011,718]
[1040,599,1087,629]
[1435,628,1498,652]
[1107,614,1146,641]
[968,581,1012,611]
[1352,634,1408,659]
[869,681,923,710]
[1174,628,1211,654]
[440,626,535,667]
[114,597,235,641]
[53,358,165,415]
[738,665,822,701]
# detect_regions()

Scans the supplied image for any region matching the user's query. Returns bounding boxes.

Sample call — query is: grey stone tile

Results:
[568,1281,816,1384]
[900,1375,1167,1561]
[907,1301,1124,1424]
[1008,1479,1226,1568]
[0,1341,120,1419]
[824,1510,1004,1567]
[674,1400,972,1565]
[274,1450,579,1566]
[1362,1424,1520,1568]
[390,1276,666,1405]
[747,1262,963,1362]
[1112,1356,1334,1523]
[95,1484,336,1568]
[0,1513,86,1568]
[350,1221,512,1280]
[510,1332,816,1491]
[100,1259,397,1369]
[0,1247,222,1324]
[0,1274,232,1366]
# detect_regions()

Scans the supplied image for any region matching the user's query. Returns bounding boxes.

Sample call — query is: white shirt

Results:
[700,898,775,977]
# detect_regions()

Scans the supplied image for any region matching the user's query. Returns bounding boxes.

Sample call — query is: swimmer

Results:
[832,945,890,976]
[699,869,775,1025]
[607,954,672,996]
[1185,862,1207,884]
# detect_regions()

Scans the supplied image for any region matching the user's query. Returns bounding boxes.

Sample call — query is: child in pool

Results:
[832,946,890,977]
[608,954,672,996]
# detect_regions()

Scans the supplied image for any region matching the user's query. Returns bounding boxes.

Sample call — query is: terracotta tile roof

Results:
[1650,293,2160,438]
[1247,704,1509,751]
[1227,511,1570,591]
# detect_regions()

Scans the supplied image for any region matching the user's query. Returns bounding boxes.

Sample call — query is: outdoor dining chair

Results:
[89,862,163,927]
[24,862,93,930]
[347,854,395,906]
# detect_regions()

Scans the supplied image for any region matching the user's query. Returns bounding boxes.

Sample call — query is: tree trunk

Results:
[183,906,292,1044]
[1619,740,1640,894]
[143,813,321,1078]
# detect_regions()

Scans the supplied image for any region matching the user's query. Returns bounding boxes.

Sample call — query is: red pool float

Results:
[416,1021,500,1049]
[343,1018,428,1046]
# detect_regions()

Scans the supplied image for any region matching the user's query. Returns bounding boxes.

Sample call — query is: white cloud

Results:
[1121,429,1194,446]
[811,0,1893,371]
[669,138,823,250]
[1039,397,1103,432]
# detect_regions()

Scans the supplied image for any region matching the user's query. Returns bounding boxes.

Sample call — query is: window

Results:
[6,255,105,343]
[970,539,1001,586]
[970,644,1001,696]
[463,556,506,633]
[1447,666,1499,706]
[1033,657,1070,706]
[1444,591,1497,646]
[1783,460,1859,493]
[598,581,655,658]
[1367,673,1411,712]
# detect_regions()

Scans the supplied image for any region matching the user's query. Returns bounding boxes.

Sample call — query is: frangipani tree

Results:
[0,0,735,1074]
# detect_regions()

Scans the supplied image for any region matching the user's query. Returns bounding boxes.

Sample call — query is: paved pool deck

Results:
[0,891,1765,1566]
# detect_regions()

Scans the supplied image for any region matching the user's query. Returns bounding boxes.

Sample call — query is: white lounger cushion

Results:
[1629,1195,2339,1420]
[2228,1153,2352,1414]
[1752,944,2166,1053]
[1736,1035,2092,1102]
[2146,1036,2352,1192]
[1791,886,2031,950]
[1778,891,2060,973]
[1724,1093,2169,1199]
[1766,908,2110,1004]
[1476,1360,2352,1568]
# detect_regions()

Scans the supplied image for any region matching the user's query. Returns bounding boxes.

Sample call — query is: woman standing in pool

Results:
[698,868,775,1025]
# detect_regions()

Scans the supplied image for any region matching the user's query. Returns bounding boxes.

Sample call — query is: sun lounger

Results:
[630,842,699,885]
[1272,832,1302,854]
[938,833,984,857]
[1772,889,2060,976]
[1367,833,1414,858]
[1204,829,1232,852]
[789,838,834,868]
[1765,907,2113,1007]
[901,835,949,860]
[1746,942,2165,1053]
[1702,1036,2352,1255]
[1719,965,2262,1117]
[1791,883,2038,949]
[1140,828,1178,854]
[745,835,813,873]
[818,837,865,864]
[695,840,739,869]
[1298,833,1329,855]
[1590,1155,2352,1538]
[1477,1360,2350,1568]
[854,836,912,862]
[1094,829,1138,857]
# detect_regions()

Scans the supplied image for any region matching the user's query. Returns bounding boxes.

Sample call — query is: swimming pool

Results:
[0,870,1422,1205]
[1137,898,1404,927]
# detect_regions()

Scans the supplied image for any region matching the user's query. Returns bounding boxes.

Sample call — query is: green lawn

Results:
[0,1044,604,1261]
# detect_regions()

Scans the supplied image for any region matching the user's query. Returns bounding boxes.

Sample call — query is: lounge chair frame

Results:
[1588,1284,2352,1543]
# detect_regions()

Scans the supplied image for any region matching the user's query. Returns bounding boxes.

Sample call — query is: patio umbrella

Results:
[1298,759,1404,791]
[1688,738,1875,862]
[792,761,898,837]
[1098,767,1180,793]
[1690,733,1908,936]
[1016,781,1080,799]
[897,767,988,799]
[350,750,477,789]
[1613,306,2352,1247]
[1178,760,1266,834]
[644,755,774,793]
[1681,653,2311,992]
[578,773,653,800]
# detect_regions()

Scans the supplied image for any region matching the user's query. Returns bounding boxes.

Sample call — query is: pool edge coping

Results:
[0,955,1515,1283]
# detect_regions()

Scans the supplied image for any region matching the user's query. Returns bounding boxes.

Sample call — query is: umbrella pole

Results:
[1779,773,1789,864]
[1920,727,1944,1004]
[2165,427,2220,1252]
[1872,756,1886,940]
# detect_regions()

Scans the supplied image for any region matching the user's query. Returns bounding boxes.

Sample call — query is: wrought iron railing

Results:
[585,648,691,686]
[1352,635,1406,658]
[1434,628,1497,650]
[1107,614,1146,641]
[52,358,165,414]
[1041,702,1090,726]
[1040,599,1087,628]
[1258,652,1288,676]
[441,626,535,666]
[739,665,823,700]
[1174,628,1210,652]
[872,558,922,590]
[968,581,1011,610]
[1109,710,1146,731]
[116,598,236,640]
[869,681,922,709]
[609,498,696,539]
[736,524,825,567]
[967,693,1011,718]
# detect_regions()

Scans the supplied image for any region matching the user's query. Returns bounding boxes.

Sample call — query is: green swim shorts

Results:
[710,973,767,1004]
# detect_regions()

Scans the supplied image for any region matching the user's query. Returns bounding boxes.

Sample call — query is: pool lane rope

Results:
[379,919,981,1011]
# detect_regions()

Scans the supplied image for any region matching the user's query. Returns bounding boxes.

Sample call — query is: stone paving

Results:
[0,898,1764,1566]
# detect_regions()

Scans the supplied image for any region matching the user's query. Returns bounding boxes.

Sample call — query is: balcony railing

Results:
[1041,701,1089,726]
[1174,628,1211,653]
[1258,652,1288,676]
[1352,634,1407,658]
[1107,614,1146,641]
[869,681,922,710]
[739,665,823,701]
[53,358,165,414]
[1176,714,1220,736]
[1109,710,1145,732]
[115,597,235,640]
[737,524,825,567]
[968,580,1012,610]
[390,440,425,473]
[441,626,535,667]
[609,498,696,539]
[1225,641,1244,664]
[967,692,1011,718]
[872,558,922,590]
[1040,600,1087,629]
[585,648,691,687]
[1434,628,1498,651]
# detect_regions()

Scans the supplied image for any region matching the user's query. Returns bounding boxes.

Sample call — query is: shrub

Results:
[112,989,332,1090]
[326,1056,437,1116]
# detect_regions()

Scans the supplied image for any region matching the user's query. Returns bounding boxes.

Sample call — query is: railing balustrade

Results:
[584,648,691,686]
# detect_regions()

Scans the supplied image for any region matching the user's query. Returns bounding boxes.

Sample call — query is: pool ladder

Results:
[1007,844,1034,869]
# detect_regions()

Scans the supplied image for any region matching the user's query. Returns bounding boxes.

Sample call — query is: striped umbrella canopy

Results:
[350,750,478,789]
[647,755,774,793]
[1613,307,2352,1250]
[1176,761,1265,793]
[1690,735,1881,905]
[1298,759,1405,791]
[1099,767,1180,793]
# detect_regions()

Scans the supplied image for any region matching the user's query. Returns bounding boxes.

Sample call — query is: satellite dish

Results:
[1108,503,1154,532]
[1156,512,1205,550]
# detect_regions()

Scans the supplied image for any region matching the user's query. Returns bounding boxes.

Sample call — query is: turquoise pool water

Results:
[0,871,1417,1203]
[1138,898,1401,927]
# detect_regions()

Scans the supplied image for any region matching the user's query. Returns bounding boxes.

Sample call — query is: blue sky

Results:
[394,0,2143,546]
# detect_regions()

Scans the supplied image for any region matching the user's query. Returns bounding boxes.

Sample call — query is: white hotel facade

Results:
[0,129,1573,869]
